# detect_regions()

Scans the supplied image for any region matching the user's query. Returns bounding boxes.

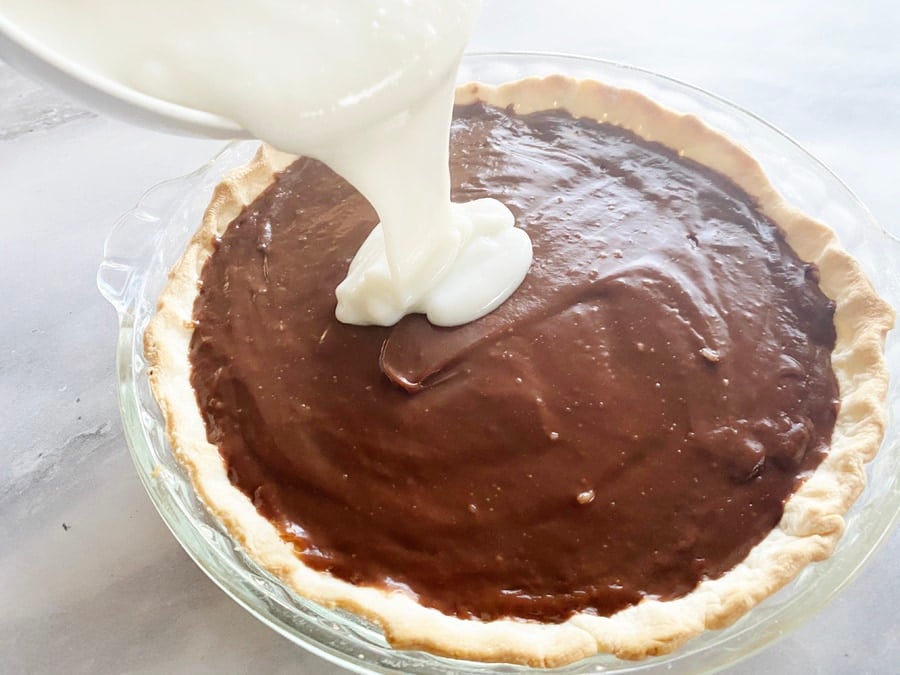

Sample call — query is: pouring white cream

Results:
[2,0,532,326]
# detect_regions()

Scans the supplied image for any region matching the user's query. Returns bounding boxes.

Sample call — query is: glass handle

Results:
[96,186,167,314]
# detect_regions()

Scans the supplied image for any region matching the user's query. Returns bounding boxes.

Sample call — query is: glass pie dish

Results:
[97,52,900,674]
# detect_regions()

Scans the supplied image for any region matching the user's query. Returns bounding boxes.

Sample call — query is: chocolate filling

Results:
[189,103,839,622]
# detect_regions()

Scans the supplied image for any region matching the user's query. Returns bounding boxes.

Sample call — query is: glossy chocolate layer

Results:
[189,104,838,622]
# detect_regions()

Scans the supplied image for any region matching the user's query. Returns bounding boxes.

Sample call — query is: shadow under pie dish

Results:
[142,74,893,667]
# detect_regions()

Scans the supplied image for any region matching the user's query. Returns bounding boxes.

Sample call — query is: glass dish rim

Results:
[98,50,900,675]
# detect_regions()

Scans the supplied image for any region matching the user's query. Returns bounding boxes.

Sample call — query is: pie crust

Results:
[144,76,893,666]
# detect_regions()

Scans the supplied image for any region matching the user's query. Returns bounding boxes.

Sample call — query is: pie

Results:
[144,76,893,666]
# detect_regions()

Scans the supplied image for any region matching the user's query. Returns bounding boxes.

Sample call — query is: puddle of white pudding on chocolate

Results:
[3,0,532,325]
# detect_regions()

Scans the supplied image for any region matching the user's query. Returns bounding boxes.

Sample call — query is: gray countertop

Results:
[1,2,897,673]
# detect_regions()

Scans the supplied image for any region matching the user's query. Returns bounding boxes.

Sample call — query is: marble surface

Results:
[1,2,897,673]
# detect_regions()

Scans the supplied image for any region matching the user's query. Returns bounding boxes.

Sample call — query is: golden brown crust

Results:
[144,76,893,666]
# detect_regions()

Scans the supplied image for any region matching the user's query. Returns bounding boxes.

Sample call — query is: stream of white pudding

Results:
[3,0,533,326]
